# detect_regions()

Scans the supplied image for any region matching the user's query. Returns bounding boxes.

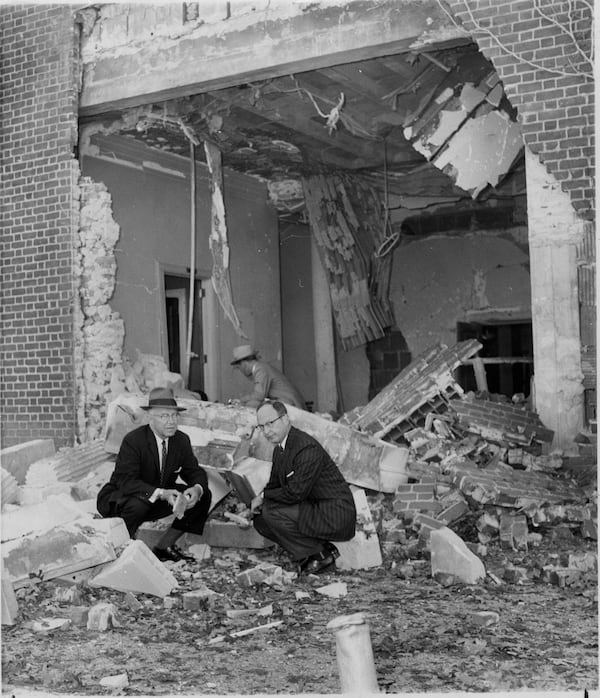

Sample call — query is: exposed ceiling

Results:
[84,40,525,221]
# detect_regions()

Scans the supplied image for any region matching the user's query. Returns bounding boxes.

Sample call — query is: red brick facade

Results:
[0,5,80,447]
[445,0,595,221]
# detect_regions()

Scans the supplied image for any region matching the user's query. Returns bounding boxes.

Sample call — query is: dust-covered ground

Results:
[1,526,597,696]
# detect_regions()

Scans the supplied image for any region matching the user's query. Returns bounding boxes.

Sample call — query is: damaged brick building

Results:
[1,0,595,452]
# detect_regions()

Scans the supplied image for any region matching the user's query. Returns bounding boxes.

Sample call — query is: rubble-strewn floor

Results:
[2,533,597,695]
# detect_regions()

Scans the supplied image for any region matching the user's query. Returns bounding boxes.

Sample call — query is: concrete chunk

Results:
[2,522,116,588]
[85,517,130,549]
[336,487,382,571]
[89,540,177,597]
[0,439,55,484]
[430,527,485,585]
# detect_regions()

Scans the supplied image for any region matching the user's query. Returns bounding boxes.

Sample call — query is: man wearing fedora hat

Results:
[231,344,306,410]
[96,387,212,562]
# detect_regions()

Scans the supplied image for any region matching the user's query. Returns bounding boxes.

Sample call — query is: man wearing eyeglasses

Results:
[251,400,356,575]
[97,387,211,562]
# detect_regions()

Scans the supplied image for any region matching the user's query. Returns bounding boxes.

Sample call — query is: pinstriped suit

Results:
[253,426,356,560]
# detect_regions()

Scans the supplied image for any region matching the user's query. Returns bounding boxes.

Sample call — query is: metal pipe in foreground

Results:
[327,612,379,694]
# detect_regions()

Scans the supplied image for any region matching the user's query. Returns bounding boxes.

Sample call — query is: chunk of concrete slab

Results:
[1,467,19,510]
[335,487,382,571]
[88,540,177,597]
[0,439,55,484]
[86,517,130,549]
[1,494,93,543]
[136,519,275,550]
[2,522,116,588]
[1,560,18,625]
[430,527,485,585]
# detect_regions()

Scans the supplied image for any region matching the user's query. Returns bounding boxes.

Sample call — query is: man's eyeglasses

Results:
[256,415,283,431]
[154,413,179,422]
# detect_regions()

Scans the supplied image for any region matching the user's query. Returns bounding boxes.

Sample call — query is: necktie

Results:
[161,440,167,484]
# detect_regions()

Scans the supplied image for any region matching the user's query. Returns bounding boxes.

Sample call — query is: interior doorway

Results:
[457,320,534,398]
[164,274,205,395]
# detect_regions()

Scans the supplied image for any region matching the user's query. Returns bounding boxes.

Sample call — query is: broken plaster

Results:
[76,178,126,442]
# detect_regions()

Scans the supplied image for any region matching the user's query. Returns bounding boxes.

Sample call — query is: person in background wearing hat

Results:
[250,400,356,574]
[96,387,212,562]
[230,344,306,409]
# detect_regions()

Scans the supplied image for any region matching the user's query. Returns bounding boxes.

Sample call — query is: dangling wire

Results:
[375,139,399,258]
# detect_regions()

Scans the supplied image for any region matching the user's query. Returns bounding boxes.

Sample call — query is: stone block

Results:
[187,521,275,549]
[89,540,177,598]
[430,527,485,585]
[336,487,382,570]
[0,439,55,484]
[2,521,116,588]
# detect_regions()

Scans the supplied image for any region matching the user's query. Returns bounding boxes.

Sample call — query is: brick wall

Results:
[445,0,594,221]
[0,5,80,447]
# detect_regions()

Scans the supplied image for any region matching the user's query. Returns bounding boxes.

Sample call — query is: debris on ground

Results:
[1,340,597,693]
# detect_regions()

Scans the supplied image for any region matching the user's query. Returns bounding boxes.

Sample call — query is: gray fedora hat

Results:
[140,387,186,411]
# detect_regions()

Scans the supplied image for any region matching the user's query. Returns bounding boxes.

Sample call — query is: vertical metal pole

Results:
[186,142,197,387]
[327,613,379,694]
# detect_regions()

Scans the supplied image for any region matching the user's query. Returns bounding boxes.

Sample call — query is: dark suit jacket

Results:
[263,426,356,541]
[97,425,208,512]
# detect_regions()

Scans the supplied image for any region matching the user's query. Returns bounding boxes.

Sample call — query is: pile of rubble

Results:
[1,341,596,630]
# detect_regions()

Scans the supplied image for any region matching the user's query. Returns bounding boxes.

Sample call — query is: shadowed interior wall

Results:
[81,146,280,403]
[390,231,532,358]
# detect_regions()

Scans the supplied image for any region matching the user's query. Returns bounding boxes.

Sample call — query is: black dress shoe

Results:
[152,545,194,563]
[324,542,340,559]
[301,550,335,575]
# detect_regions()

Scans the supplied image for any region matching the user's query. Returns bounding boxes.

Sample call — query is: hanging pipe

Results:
[327,612,379,694]
[186,141,197,387]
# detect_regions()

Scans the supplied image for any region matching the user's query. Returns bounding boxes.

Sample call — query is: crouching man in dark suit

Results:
[251,400,356,574]
[97,387,212,562]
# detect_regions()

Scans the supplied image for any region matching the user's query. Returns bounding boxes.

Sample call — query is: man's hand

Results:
[158,488,180,507]
[182,484,203,509]
[250,494,264,515]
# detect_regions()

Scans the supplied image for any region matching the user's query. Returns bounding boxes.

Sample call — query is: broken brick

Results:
[437,499,469,525]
